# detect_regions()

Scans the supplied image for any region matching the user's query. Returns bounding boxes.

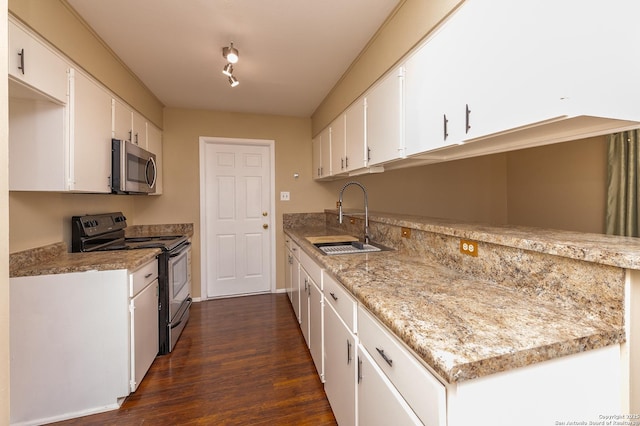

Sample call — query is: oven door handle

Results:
[170,297,192,329]
[169,242,191,258]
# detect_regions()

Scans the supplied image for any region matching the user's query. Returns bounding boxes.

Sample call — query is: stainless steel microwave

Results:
[111,138,157,194]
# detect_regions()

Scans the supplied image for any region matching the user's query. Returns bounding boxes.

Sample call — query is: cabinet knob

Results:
[263,223,269,229]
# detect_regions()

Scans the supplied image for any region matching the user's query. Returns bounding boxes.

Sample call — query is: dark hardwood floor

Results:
[52,294,336,426]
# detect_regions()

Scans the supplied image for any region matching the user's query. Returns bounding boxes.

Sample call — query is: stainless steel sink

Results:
[313,241,391,256]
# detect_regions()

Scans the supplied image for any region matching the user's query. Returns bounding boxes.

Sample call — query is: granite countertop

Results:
[363,211,640,270]
[284,225,625,384]
[10,222,194,278]
[10,242,161,278]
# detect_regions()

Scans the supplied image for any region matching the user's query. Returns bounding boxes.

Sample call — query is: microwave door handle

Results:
[146,157,157,188]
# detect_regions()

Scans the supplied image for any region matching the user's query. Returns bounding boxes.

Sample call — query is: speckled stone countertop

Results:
[362,211,640,270]
[10,242,160,277]
[284,215,628,384]
[10,222,193,278]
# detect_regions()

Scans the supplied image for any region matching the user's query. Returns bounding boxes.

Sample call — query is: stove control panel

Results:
[72,212,127,238]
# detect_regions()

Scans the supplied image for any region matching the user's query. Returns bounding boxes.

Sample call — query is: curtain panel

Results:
[606,129,640,237]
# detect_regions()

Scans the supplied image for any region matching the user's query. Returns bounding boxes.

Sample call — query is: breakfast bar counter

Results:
[284,211,631,384]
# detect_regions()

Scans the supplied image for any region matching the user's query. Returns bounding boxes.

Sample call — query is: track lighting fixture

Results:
[222,63,234,77]
[222,42,239,64]
[221,42,240,87]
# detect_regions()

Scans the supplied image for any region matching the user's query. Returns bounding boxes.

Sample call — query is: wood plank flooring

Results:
[52,294,337,426]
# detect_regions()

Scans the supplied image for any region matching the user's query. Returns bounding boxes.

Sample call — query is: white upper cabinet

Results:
[365,67,404,167]
[8,18,69,104]
[330,114,346,175]
[312,126,331,180]
[132,111,148,148]
[405,0,640,160]
[68,69,113,193]
[8,16,163,193]
[344,97,367,173]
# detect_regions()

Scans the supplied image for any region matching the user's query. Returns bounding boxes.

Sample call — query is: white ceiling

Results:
[66,0,400,117]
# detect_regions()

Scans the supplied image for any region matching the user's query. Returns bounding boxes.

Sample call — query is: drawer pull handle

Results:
[347,339,352,364]
[376,347,393,367]
[144,273,153,279]
[357,356,363,383]
[330,292,338,301]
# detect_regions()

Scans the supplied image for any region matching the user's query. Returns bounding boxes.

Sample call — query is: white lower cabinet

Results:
[10,258,159,425]
[288,240,301,323]
[358,346,423,426]
[324,302,357,426]
[309,278,324,380]
[287,237,623,426]
[129,260,160,392]
[300,272,311,346]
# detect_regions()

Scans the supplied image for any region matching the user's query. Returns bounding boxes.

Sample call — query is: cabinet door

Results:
[132,111,148,148]
[365,68,404,166]
[8,19,69,104]
[147,123,163,194]
[291,254,301,323]
[404,40,460,156]
[312,135,322,180]
[309,279,324,381]
[130,280,159,392]
[300,272,311,347]
[357,347,422,426]
[312,128,331,179]
[285,245,293,304]
[330,114,346,175]
[344,98,366,172]
[324,303,357,426]
[112,98,132,142]
[69,69,112,193]
[456,0,565,142]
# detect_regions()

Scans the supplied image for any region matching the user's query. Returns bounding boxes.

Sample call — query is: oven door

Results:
[168,242,191,322]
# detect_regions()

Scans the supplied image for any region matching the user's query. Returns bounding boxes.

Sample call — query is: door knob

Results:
[263,224,269,229]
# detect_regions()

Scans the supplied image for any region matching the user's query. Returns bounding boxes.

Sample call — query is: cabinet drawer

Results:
[130,259,158,297]
[358,305,446,426]
[323,272,356,333]
[288,239,300,260]
[300,250,322,290]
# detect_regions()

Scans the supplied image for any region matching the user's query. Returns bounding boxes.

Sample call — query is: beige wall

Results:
[8,0,164,127]
[329,154,509,224]
[506,135,607,233]
[9,192,137,252]
[1,0,10,422]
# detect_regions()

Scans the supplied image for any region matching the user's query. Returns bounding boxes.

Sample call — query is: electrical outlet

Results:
[460,239,478,257]
[280,191,290,201]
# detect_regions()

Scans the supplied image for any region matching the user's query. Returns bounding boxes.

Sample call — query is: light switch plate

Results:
[280,191,290,201]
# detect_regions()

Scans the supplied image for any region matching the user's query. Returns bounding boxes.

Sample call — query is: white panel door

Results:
[204,142,272,298]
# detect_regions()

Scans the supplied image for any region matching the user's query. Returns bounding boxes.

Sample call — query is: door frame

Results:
[198,136,276,299]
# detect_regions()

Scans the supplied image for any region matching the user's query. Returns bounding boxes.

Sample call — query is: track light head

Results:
[222,63,234,77]
[222,42,239,64]
[228,75,239,87]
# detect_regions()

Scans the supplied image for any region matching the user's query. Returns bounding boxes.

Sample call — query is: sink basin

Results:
[312,240,391,256]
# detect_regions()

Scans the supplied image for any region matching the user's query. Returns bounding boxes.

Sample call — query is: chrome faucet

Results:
[337,181,369,244]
